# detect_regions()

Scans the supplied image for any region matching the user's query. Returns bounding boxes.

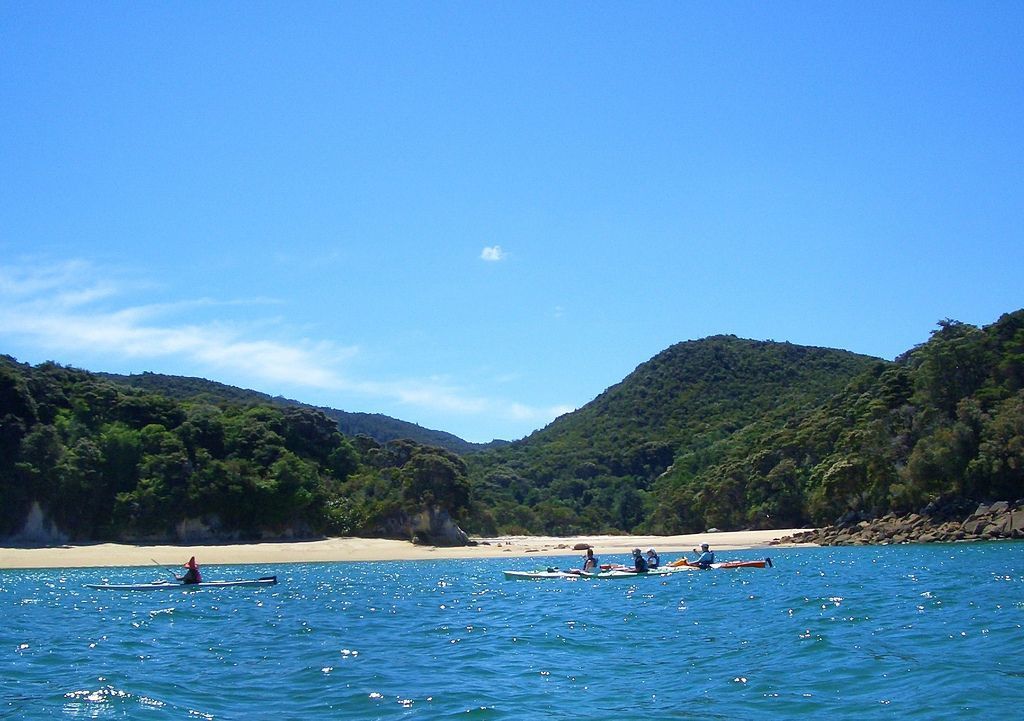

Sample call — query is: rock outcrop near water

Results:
[375,506,471,547]
[775,500,1024,546]
[8,502,69,545]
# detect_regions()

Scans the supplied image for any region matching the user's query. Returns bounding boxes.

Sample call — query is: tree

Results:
[54,438,106,537]
[401,449,470,515]
[967,392,1024,500]
[327,438,359,480]
[263,452,320,527]
[534,499,577,534]
[911,320,988,417]
[746,458,804,528]
[614,486,645,531]
[98,423,143,494]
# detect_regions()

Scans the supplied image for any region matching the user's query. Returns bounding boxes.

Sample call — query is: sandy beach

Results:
[0,529,809,570]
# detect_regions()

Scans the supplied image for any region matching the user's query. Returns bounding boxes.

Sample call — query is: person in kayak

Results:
[632,548,649,573]
[693,543,715,569]
[646,548,660,568]
[177,556,202,584]
[581,548,599,573]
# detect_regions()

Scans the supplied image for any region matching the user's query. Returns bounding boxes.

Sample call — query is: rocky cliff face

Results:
[374,506,471,546]
[8,502,68,545]
[776,500,1024,546]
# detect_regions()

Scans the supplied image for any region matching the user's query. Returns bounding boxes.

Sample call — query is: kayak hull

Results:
[86,576,278,591]
[504,568,677,580]
[504,570,580,580]
[505,558,774,579]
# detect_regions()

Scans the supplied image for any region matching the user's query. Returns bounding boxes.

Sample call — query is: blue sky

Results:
[2,3,1022,443]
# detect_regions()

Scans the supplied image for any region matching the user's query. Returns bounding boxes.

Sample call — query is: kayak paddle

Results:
[151,558,179,580]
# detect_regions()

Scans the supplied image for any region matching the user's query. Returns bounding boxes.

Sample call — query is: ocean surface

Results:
[2,543,1022,720]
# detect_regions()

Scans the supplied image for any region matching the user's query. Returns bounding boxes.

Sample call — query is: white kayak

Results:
[504,568,677,580]
[504,569,580,580]
[85,576,278,591]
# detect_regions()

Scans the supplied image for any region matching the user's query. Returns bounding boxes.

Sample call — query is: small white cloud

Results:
[480,245,506,262]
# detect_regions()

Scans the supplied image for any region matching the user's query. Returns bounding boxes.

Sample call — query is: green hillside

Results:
[0,359,470,543]
[464,336,881,534]
[649,312,1024,533]
[463,312,1024,536]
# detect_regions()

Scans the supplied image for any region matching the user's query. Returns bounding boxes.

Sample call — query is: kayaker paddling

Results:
[581,547,599,573]
[692,543,715,569]
[177,556,202,584]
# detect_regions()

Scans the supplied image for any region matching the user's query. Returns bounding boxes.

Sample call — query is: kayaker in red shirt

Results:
[177,556,202,584]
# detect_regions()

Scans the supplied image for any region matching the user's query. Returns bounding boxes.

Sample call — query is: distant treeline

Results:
[2,309,1022,542]
[0,358,469,542]
[97,371,508,453]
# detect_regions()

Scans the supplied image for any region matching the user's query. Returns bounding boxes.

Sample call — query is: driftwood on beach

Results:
[775,500,1024,546]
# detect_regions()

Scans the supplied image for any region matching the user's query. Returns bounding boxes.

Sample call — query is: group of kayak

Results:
[504,543,773,580]
[87,545,774,589]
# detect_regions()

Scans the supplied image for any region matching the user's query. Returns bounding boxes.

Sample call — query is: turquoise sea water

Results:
[2,543,1022,720]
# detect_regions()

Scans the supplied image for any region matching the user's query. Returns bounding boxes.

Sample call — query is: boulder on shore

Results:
[375,506,471,546]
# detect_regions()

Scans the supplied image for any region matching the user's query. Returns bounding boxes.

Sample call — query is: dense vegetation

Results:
[0,359,469,542]
[2,310,1022,543]
[98,371,505,453]
[650,313,1024,532]
[462,312,1024,536]
[462,336,880,534]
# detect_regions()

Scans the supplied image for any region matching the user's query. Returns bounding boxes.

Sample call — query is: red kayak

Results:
[667,558,773,569]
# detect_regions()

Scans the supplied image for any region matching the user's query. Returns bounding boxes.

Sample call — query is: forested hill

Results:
[524,336,876,452]
[0,357,475,543]
[463,336,880,534]
[97,372,504,453]
[463,313,1024,537]
[3,310,1021,543]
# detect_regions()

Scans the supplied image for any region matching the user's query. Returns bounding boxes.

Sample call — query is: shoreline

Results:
[0,529,810,570]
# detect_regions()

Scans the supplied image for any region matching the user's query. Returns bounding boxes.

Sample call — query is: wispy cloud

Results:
[480,245,506,262]
[0,268,353,389]
[507,402,576,423]
[0,259,569,438]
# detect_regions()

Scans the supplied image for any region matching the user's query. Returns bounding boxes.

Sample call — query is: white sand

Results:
[0,529,809,569]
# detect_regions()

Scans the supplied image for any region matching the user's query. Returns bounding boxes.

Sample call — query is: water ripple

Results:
[2,545,1023,718]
